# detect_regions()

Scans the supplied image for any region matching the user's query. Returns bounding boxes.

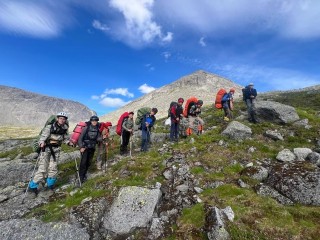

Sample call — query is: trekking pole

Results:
[74,156,82,187]
[104,142,108,173]
[129,131,133,159]
[21,147,44,204]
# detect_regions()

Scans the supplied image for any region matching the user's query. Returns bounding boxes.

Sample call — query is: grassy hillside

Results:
[24,92,320,239]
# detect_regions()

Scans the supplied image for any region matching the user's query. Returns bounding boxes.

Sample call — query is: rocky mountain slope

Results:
[100,70,243,124]
[0,85,96,127]
[0,87,320,239]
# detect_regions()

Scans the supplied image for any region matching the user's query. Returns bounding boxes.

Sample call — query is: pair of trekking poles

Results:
[22,145,83,204]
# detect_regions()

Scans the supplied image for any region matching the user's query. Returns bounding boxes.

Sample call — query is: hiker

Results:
[187,100,204,135]
[221,88,235,121]
[96,122,112,170]
[170,98,184,142]
[78,115,101,183]
[29,112,71,194]
[243,83,258,123]
[120,111,134,155]
[141,108,158,152]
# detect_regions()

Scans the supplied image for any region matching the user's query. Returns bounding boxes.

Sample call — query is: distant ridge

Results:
[0,85,96,127]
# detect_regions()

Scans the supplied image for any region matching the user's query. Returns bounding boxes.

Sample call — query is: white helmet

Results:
[57,112,68,119]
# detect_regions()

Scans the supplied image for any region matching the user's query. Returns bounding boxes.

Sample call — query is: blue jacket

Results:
[243,87,257,100]
[222,92,233,103]
[141,114,156,131]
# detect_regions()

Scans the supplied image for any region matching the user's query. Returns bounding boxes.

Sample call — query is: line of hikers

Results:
[27,83,257,196]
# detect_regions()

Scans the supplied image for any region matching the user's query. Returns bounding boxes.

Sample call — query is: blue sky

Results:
[0,0,320,115]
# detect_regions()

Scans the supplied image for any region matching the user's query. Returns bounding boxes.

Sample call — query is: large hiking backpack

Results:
[135,107,151,126]
[70,122,87,145]
[32,115,69,153]
[116,112,129,135]
[242,86,249,101]
[183,97,198,117]
[168,101,177,118]
[214,89,227,109]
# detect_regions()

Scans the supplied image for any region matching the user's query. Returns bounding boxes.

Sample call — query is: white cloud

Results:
[104,88,134,98]
[0,1,65,38]
[92,19,109,32]
[145,63,155,71]
[91,95,100,100]
[199,37,206,47]
[211,63,320,91]
[156,0,320,39]
[162,32,173,42]
[162,51,171,60]
[138,83,156,94]
[99,97,129,107]
[109,0,172,46]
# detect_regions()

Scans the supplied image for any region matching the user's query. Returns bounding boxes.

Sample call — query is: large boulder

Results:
[205,206,234,240]
[276,149,296,162]
[293,148,312,161]
[306,152,320,167]
[241,166,268,182]
[221,121,252,140]
[264,130,284,141]
[103,186,161,236]
[69,197,108,238]
[0,218,89,240]
[266,162,320,206]
[0,160,33,188]
[256,184,293,205]
[255,101,299,124]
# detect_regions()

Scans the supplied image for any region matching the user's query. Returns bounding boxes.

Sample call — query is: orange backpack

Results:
[183,97,198,117]
[214,89,227,109]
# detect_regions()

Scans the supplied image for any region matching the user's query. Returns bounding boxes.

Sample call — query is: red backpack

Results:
[183,97,198,117]
[70,122,87,145]
[116,112,129,135]
[214,89,227,109]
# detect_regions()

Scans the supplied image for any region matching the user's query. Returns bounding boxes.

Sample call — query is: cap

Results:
[178,98,184,103]
[129,111,134,115]
[249,83,254,86]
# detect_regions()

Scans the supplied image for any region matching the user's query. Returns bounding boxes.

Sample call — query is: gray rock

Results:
[276,149,296,162]
[245,162,254,168]
[81,196,92,205]
[163,169,173,180]
[148,218,164,240]
[59,151,81,165]
[0,159,34,188]
[264,130,284,141]
[0,218,89,240]
[267,162,320,206]
[293,148,313,161]
[241,166,268,182]
[0,194,8,203]
[69,197,108,238]
[103,186,161,235]
[221,206,234,222]
[194,187,204,194]
[238,179,249,188]
[176,184,189,193]
[207,181,225,189]
[206,206,231,240]
[306,152,320,167]
[255,101,300,124]
[248,146,256,153]
[293,119,310,128]
[221,121,252,140]
[0,190,49,221]
[256,184,294,205]
[150,133,168,143]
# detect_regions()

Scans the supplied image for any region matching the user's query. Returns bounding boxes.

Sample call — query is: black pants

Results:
[79,148,95,181]
[120,130,131,154]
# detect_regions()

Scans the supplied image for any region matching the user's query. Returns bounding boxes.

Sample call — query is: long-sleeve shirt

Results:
[189,105,201,117]
[244,87,257,100]
[122,118,134,132]
[39,122,69,145]
[170,104,183,122]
